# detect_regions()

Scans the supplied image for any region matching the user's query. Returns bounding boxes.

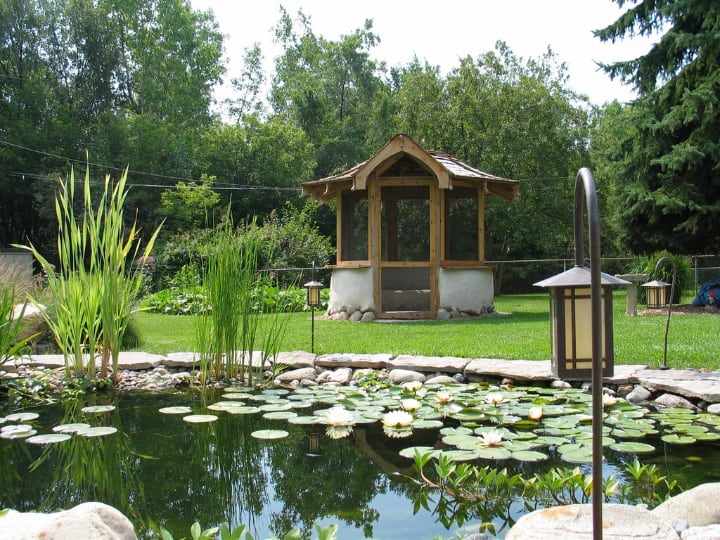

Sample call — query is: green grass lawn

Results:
[132,292,718,371]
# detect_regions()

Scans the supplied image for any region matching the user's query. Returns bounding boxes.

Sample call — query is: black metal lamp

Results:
[534,168,630,540]
[303,261,323,353]
[642,256,677,369]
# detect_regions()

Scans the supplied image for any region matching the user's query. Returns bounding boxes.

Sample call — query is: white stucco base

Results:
[327,266,495,318]
[438,267,494,314]
[328,267,375,313]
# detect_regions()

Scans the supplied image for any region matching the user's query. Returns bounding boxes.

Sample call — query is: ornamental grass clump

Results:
[19,166,160,380]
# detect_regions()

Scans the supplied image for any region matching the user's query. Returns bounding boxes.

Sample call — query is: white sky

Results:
[191,0,657,106]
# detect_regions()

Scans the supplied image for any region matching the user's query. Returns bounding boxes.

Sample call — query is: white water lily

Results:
[479,429,504,447]
[434,391,454,404]
[325,425,353,439]
[602,394,618,408]
[401,399,422,412]
[324,406,355,427]
[403,381,423,393]
[528,406,544,421]
[382,410,414,428]
[486,393,506,405]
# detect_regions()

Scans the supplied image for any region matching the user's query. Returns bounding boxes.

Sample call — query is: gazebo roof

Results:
[301,134,519,203]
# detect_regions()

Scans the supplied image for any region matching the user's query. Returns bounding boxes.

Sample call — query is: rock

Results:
[506,503,679,539]
[0,501,137,540]
[681,524,720,539]
[270,350,316,369]
[706,403,720,415]
[388,369,426,384]
[12,303,48,343]
[551,380,572,389]
[627,385,653,403]
[653,482,720,527]
[273,367,317,384]
[317,368,353,385]
[349,310,363,322]
[390,355,469,373]
[653,393,697,410]
[425,375,457,385]
[360,311,375,322]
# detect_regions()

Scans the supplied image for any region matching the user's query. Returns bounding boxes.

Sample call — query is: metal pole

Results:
[311,305,315,354]
[652,256,677,369]
[575,168,603,540]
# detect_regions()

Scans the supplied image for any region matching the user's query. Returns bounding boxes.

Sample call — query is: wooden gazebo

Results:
[302,134,519,320]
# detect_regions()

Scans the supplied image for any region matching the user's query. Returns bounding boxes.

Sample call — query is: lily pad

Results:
[440,450,481,462]
[474,447,512,460]
[0,425,36,439]
[26,433,72,445]
[610,441,656,454]
[182,414,218,424]
[80,426,118,437]
[5,412,39,422]
[511,450,549,462]
[262,411,298,421]
[223,406,261,415]
[53,423,91,433]
[159,406,193,415]
[251,429,289,440]
[398,446,442,460]
[661,434,696,445]
[81,405,116,414]
[287,415,323,425]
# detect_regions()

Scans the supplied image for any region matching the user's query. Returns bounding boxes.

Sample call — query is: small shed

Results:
[301,134,519,319]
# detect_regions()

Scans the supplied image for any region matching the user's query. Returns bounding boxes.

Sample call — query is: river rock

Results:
[653,482,720,527]
[505,503,679,539]
[273,367,317,384]
[627,385,653,403]
[317,367,353,385]
[653,393,697,410]
[0,501,137,540]
[388,369,426,384]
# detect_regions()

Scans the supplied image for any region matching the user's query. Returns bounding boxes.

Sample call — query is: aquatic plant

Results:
[19,166,160,380]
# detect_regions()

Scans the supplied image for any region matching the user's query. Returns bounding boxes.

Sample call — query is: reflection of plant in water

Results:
[411,450,681,537]
[27,400,148,527]
[266,426,387,539]
[136,391,270,538]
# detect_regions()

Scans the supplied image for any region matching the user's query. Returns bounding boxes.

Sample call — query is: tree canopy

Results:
[595,0,720,254]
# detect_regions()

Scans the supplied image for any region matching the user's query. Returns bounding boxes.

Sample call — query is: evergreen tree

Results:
[596,0,720,254]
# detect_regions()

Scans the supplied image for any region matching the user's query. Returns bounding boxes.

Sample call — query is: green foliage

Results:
[158,175,222,233]
[413,450,679,522]
[624,252,693,304]
[594,1,720,254]
[18,166,161,380]
[0,287,38,366]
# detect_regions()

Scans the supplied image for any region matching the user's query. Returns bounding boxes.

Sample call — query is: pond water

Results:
[2,387,720,539]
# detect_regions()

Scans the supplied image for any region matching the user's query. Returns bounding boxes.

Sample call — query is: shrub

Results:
[624,252,693,304]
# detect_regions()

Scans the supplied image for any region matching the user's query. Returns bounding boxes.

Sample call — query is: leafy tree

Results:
[269,8,387,176]
[157,174,221,233]
[595,0,720,254]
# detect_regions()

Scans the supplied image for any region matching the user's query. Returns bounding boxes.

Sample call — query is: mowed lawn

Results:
[132,292,719,371]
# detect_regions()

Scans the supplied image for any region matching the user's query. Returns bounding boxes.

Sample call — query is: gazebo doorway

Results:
[379,184,432,315]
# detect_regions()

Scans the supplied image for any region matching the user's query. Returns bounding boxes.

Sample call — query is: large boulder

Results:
[652,482,720,527]
[0,501,137,539]
[505,504,679,539]
[11,302,48,343]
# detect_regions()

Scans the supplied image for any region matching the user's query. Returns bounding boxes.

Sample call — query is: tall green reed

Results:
[195,215,264,383]
[19,166,160,379]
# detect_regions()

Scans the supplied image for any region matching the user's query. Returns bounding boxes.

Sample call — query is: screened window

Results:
[340,191,368,261]
[444,188,478,260]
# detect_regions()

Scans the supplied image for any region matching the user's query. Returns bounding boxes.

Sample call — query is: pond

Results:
[2,383,720,539]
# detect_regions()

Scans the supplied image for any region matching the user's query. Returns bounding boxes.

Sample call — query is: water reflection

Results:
[1,390,719,540]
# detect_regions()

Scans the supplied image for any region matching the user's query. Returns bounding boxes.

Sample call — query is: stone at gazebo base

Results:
[505,504,679,539]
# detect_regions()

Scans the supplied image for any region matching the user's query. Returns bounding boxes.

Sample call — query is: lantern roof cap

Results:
[642,279,671,288]
[534,265,631,289]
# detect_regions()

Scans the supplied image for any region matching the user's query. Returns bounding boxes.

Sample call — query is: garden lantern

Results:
[535,168,629,540]
[642,256,677,369]
[642,278,671,309]
[535,266,628,379]
[304,261,323,354]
